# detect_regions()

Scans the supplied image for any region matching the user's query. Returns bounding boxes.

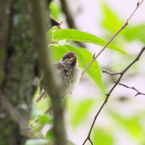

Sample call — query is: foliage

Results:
[53,29,127,53]
[30,1,145,145]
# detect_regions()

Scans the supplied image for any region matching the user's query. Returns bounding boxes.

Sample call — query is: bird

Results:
[35,51,82,108]
[48,16,61,30]
[50,16,61,29]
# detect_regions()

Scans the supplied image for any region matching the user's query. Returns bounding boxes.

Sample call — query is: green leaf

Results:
[110,111,142,138]
[68,99,96,127]
[101,2,123,33]
[123,25,145,43]
[46,130,55,140]
[92,128,114,145]
[53,29,127,54]
[50,45,106,95]
[49,2,61,20]
[38,114,52,124]
[50,44,68,61]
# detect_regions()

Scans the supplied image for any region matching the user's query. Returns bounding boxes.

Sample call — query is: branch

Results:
[0,90,28,135]
[60,0,76,29]
[117,82,145,96]
[30,1,67,145]
[60,0,86,48]
[82,46,145,145]
[102,70,121,75]
[81,0,144,76]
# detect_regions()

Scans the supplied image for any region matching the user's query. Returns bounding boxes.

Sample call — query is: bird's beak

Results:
[69,56,78,61]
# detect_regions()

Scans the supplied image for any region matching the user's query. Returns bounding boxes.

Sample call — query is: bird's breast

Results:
[55,65,81,97]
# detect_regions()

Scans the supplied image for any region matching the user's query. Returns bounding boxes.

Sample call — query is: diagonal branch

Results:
[81,0,144,76]
[82,46,145,145]
[60,0,76,29]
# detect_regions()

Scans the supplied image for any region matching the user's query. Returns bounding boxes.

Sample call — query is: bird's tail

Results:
[35,91,48,103]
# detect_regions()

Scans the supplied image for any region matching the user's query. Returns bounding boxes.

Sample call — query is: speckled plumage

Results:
[35,51,81,103]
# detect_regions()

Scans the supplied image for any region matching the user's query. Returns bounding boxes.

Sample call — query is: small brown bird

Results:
[35,51,82,105]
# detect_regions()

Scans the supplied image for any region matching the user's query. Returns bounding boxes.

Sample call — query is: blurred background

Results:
[33,0,145,145]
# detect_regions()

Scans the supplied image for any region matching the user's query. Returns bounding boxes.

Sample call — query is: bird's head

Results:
[60,51,78,70]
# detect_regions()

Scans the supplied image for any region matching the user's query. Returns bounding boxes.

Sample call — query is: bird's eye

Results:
[67,55,72,59]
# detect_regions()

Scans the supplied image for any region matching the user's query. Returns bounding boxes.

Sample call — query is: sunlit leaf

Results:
[101,2,123,33]
[92,128,114,145]
[49,2,61,20]
[38,114,52,124]
[50,44,68,61]
[68,99,96,127]
[53,29,127,54]
[46,130,55,140]
[124,25,145,43]
[110,111,142,138]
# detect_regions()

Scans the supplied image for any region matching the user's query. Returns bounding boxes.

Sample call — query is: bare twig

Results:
[82,47,145,145]
[30,0,67,145]
[102,70,121,75]
[117,82,145,96]
[81,0,144,76]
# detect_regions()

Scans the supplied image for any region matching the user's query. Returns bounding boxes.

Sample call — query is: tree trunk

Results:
[0,0,36,144]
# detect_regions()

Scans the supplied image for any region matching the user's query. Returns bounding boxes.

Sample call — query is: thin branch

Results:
[102,70,121,75]
[117,82,145,96]
[30,1,67,145]
[89,139,93,145]
[82,47,145,145]
[81,0,144,76]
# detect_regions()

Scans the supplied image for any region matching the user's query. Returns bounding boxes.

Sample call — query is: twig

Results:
[82,46,145,145]
[102,70,121,75]
[117,82,145,96]
[81,0,144,76]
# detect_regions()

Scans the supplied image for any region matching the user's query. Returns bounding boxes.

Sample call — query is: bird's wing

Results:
[35,62,61,103]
